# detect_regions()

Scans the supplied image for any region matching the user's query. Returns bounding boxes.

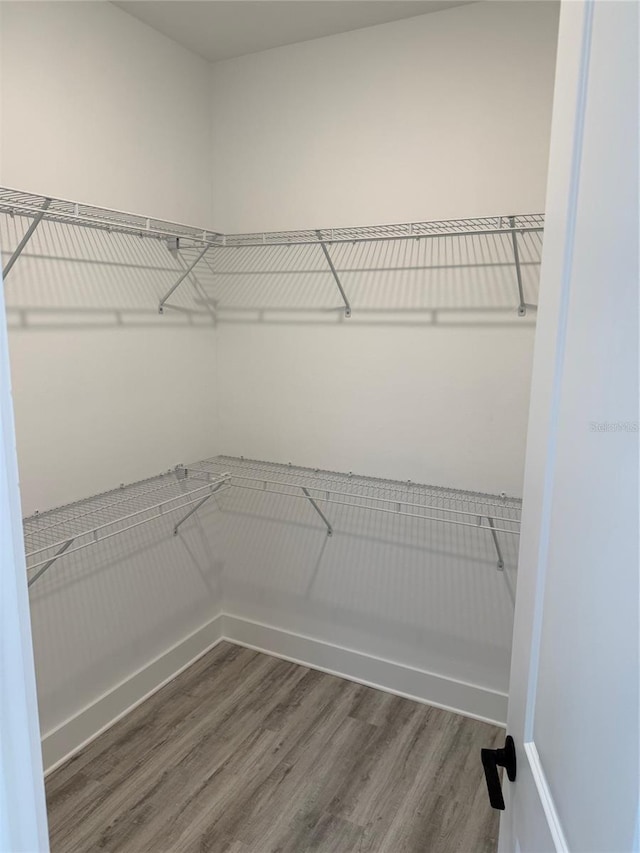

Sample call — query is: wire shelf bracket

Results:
[159,245,210,314]
[485,516,505,570]
[316,230,351,318]
[27,536,74,588]
[508,215,527,317]
[173,477,229,535]
[2,197,51,281]
[301,486,333,535]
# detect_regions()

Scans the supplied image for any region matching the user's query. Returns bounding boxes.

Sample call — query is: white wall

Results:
[209,1,559,233]
[210,0,558,495]
[31,500,226,766]
[1,219,219,517]
[208,0,559,718]
[216,477,518,704]
[0,1,222,758]
[0,1,213,227]
[0,0,218,513]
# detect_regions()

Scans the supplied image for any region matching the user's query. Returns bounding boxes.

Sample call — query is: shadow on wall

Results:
[28,497,226,734]
[179,230,542,328]
[0,214,542,329]
[0,215,216,330]
[211,486,517,693]
[26,461,516,733]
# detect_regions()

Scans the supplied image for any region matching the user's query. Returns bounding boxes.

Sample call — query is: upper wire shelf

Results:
[0,187,224,247]
[225,214,545,248]
[23,468,230,587]
[0,186,543,248]
[0,185,544,316]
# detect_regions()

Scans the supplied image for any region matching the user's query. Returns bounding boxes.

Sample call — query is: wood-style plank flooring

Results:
[46,642,502,852]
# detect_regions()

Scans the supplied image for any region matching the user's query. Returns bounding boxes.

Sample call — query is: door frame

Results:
[0,270,49,850]
[499,1,639,850]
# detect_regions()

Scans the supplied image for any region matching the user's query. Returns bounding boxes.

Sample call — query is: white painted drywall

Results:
[0,2,222,746]
[30,500,226,745]
[210,0,558,496]
[0,1,214,228]
[215,479,518,702]
[208,1,559,712]
[0,0,218,514]
[209,1,560,234]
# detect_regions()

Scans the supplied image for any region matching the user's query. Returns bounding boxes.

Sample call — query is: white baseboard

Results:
[42,610,507,774]
[42,614,225,774]
[221,614,508,727]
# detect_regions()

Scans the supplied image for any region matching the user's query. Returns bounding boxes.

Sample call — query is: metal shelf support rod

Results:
[173,480,227,535]
[508,215,526,316]
[27,537,74,587]
[301,487,333,536]
[486,516,505,570]
[2,198,51,280]
[316,230,351,317]
[159,245,209,313]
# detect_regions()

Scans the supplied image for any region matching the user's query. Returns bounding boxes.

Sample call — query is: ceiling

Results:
[113,1,475,63]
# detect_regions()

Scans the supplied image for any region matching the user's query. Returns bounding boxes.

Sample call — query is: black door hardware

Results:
[481,735,517,810]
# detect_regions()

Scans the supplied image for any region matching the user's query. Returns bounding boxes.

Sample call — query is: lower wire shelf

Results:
[23,455,521,589]
[23,468,230,587]
[183,455,522,571]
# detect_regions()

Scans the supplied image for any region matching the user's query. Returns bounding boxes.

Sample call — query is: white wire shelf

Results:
[0,186,543,248]
[0,187,224,247]
[223,214,544,248]
[0,186,543,317]
[182,455,521,570]
[23,455,521,588]
[23,469,230,587]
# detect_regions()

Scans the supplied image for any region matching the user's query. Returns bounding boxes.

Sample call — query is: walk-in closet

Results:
[1,1,638,852]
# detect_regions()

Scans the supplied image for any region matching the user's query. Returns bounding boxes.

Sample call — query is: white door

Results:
[490,1,639,851]
[0,269,50,843]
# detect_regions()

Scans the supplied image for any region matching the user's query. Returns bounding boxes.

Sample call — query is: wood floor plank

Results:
[46,642,501,853]
[164,674,363,851]
[67,660,311,852]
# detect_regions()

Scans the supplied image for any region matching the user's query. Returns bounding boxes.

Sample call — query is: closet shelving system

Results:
[23,456,522,596]
[0,187,544,317]
[1,187,537,595]
[23,469,231,587]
